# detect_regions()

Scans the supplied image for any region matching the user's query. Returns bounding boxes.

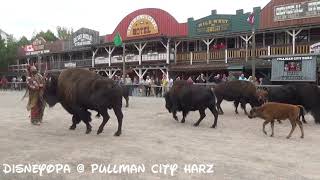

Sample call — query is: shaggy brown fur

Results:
[248,102,304,139]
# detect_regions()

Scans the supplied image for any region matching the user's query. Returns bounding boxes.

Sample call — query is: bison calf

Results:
[248,102,304,139]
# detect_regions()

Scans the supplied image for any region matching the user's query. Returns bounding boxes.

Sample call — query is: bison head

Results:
[248,107,259,119]
[256,89,268,104]
[164,92,172,113]
[43,74,59,107]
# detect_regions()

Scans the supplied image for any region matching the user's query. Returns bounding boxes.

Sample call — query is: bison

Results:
[214,80,262,115]
[248,102,304,139]
[165,81,219,128]
[264,83,320,124]
[43,68,124,136]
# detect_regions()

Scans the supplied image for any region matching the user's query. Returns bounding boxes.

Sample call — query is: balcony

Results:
[176,44,311,64]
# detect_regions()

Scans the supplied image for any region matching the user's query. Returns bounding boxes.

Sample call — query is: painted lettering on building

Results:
[271,56,316,82]
[73,33,93,46]
[24,37,49,55]
[196,19,230,33]
[274,0,320,21]
[127,14,159,37]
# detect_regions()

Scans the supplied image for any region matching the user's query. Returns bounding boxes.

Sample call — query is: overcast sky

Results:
[1,0,270,40]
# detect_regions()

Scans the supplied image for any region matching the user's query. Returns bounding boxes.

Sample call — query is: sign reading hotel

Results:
[73,33,93,46]
[274,0,320,21]
[127,14,159,37]
[196,19,230,33]
[24,37,50,56]
[271,55,316,81]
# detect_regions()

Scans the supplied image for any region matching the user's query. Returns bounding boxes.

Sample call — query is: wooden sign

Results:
[127,14,159,37]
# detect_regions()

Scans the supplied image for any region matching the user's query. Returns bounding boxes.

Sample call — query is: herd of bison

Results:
[43,69,320,139]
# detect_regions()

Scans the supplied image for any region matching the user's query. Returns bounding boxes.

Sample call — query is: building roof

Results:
[105,8,188,42]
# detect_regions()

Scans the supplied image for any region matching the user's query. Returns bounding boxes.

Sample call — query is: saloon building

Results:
[10,0,320,83]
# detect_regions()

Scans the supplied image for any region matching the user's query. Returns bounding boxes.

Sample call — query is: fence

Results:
[1,82,317,97]
[0,82,26,91]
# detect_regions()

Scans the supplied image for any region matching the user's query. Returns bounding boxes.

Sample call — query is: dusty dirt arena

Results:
[0,91,320,180]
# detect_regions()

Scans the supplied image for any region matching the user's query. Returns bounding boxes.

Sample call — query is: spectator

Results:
[259,78,263,85]
[176,76,181,81]
[161,75,168,96]
[125,75,132,96]
[1,76,8,91]
[196,73,206,83]
[187,76,194,85]
[238,74,247,81]
[12,77,17,90]
[169,78,174,88]
[154,77,161,97]
[227,73,236,81]
[221,74,227,82]
[145,76,152,96]
[212,74,221,83]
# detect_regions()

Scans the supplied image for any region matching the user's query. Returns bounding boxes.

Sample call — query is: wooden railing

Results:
[176,44,311,63]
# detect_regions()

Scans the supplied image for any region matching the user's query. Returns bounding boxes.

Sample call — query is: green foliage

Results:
[0,35,18,69]
[57,26,73,40]
[17,36,30,47]
[32,30,58,42]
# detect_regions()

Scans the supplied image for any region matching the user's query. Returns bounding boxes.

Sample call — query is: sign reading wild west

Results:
[127,14,159,37]
[271,55,317,81]
[24,37,50,56]
[196,19,230,33]
[274,0,320,21]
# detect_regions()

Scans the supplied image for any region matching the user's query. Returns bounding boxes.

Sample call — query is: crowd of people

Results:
[109,72,265,97]
[0,76,25,90]
[175,73,265,85]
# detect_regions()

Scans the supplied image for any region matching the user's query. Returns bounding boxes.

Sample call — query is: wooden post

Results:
[122,44,126,81]
[202,39,214,64]
[105,46,115,67]
[240,35,253,62]
[91,48,98,68]
[286,29,303,55]
[174,41,181,64]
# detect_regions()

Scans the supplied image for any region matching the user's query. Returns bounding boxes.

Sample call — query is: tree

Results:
[17,36,30,46]
[32,30,58,42]
[0,35,18,69]
[57,26,73,40]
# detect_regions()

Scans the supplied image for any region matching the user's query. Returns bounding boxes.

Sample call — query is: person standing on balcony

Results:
[26,66,45,125]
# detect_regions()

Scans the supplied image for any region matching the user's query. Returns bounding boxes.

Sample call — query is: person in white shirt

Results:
[238,74,247,81]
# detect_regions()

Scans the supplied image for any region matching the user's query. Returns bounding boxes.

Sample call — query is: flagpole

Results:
[122,43,126,83]
[252,26,256,81]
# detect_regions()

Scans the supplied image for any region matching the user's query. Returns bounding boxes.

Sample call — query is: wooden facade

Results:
[11,0,320,81]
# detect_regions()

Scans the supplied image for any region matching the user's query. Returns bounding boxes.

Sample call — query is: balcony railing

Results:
[111,53,174,63]
[176,44,311,63]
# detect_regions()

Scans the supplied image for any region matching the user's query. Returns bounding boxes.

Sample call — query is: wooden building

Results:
[11,0,320,82]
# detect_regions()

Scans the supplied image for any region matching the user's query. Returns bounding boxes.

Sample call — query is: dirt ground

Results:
[0,91,320,180]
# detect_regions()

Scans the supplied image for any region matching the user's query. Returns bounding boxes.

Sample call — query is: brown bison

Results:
[261,83,320,124]
[248,102,304,139]
[214,80,262,115]
[43,68,124,136]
